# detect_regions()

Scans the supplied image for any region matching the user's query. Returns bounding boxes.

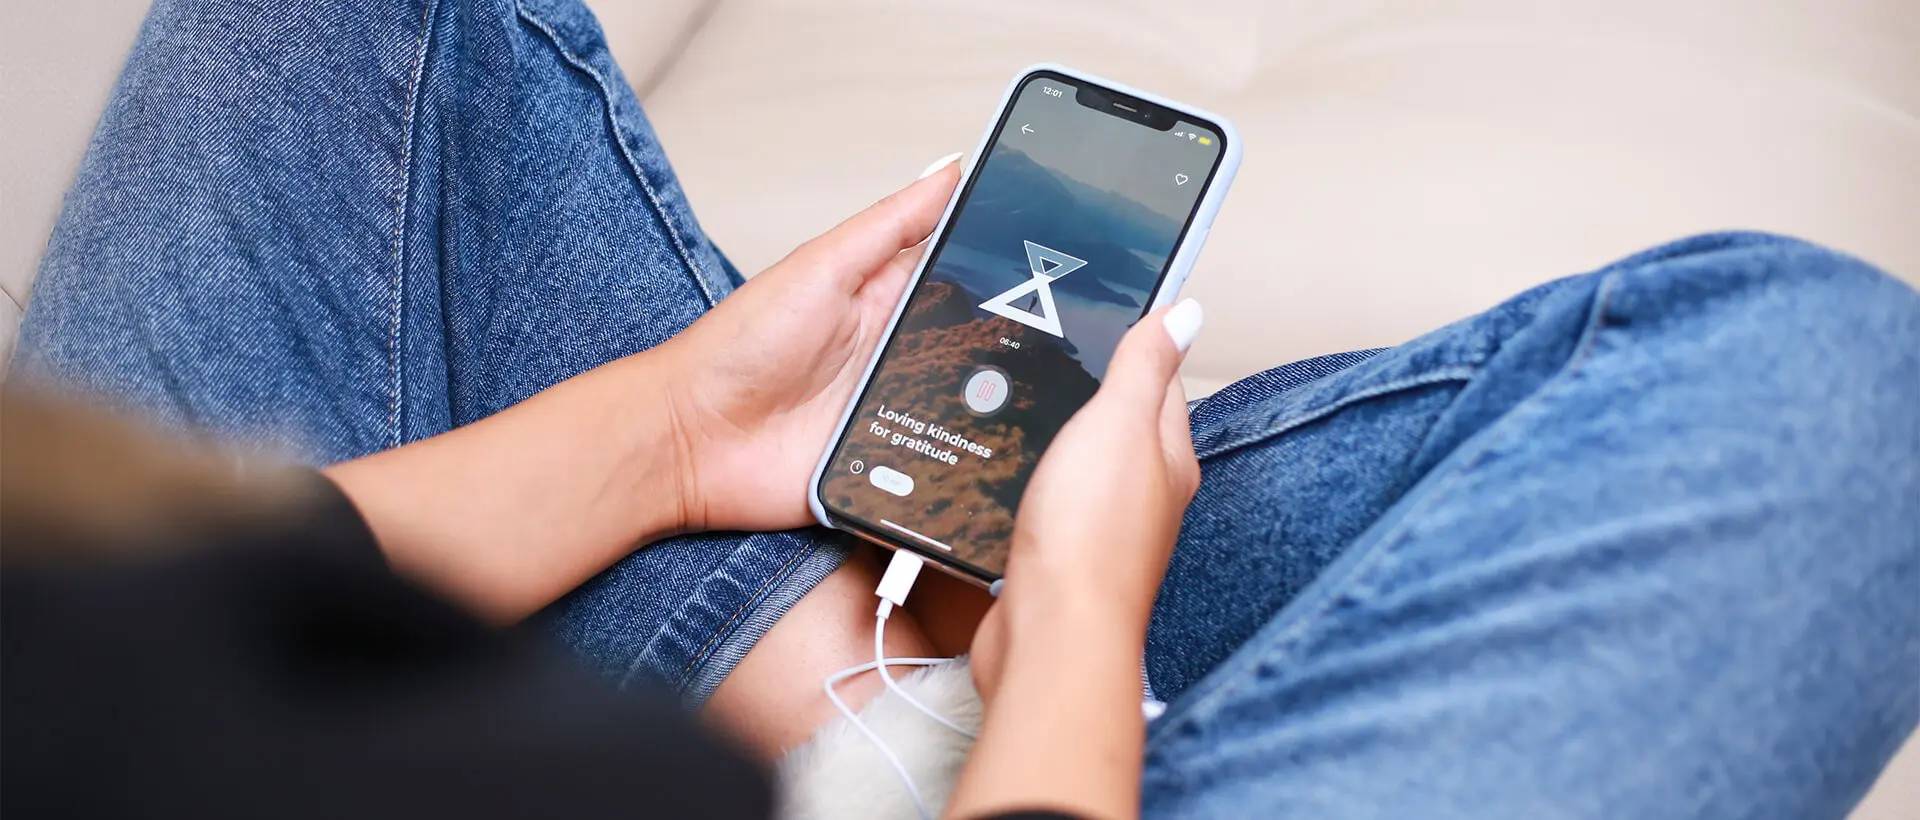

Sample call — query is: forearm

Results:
[948,594,1148,819]
[325,352,688,622]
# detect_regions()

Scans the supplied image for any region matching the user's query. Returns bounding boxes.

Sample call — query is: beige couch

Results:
[2,1,1914,813]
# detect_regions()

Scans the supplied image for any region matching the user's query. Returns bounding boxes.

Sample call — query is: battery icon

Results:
[1197,136,1212,145]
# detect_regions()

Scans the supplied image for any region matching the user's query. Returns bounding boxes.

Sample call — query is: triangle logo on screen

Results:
[979,240,1087,337]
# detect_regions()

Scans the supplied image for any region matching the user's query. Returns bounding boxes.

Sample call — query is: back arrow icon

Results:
[1020,124,1033,134]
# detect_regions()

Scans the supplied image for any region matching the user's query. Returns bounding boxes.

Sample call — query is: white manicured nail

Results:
[1163,299,1203,353]
[916,152,964,180]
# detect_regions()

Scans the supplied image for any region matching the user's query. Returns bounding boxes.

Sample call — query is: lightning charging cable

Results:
[823,550,975,820]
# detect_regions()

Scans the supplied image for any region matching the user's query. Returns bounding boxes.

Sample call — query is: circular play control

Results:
[963,367,1011,416]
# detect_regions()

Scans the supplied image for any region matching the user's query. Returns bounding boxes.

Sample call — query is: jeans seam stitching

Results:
[650,538,814,691]
[385,0,441,448]
[513,3,720,308]
[1158,272,1624,738]
[1196,368,1481,461]
[668,542,809,691]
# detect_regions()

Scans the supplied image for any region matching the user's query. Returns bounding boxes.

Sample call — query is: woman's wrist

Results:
[952,596,1149,819]
[326,350,695,621]
[1005,580,1149,652]
[588,350,701,540]
[1000,542,1160,645]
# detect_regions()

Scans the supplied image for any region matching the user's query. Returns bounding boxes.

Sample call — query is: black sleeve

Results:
[2,472,771,820]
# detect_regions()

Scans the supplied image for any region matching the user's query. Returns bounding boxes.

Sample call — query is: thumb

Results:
[783,154,962,293]
[1098,299,1203,417]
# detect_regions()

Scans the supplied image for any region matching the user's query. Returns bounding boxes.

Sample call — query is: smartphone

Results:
[808,64,1241,587]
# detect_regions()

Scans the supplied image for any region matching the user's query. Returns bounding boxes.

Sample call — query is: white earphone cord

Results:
[875,602,978,739]
[821,551,973,820]
[822,655,951,819]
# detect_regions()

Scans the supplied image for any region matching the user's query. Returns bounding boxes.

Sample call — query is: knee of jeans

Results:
[1604,232,1920,378]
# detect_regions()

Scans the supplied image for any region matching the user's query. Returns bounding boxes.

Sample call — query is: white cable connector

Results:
[875,548,925,614]
[871,551,977,740]
[823,549,971,820]
[826,551,1164,816]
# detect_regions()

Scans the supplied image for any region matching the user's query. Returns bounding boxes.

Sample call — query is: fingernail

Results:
[916,152,964,180]
[1163,299,1204,353]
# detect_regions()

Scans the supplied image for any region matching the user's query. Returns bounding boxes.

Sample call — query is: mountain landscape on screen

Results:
[820,281,1099,572]
[932,144,1183,373]
[823,141,1185,573]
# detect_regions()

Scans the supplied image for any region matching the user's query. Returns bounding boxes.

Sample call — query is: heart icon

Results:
[1173,173,1189,185]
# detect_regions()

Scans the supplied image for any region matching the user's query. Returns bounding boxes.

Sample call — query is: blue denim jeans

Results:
[17,0,1919,816]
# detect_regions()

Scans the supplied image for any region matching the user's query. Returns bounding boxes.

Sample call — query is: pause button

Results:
[963,367,1011,416]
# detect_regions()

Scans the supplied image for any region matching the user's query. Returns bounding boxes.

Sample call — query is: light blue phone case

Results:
[806,63,1244,541]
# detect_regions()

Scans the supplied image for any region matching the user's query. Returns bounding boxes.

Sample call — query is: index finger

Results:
[789,161,961,293]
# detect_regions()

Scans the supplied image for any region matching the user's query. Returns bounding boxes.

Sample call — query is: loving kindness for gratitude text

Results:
[867,405,993,466]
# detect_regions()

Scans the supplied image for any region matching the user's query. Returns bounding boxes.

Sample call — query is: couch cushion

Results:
[579,0,715,97]
[0,0,151,373]
[636,0,1920,394]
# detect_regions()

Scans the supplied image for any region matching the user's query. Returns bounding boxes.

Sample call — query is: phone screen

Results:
[819,70,1226,580]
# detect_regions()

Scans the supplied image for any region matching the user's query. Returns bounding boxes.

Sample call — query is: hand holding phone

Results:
[810,65,1241,585]
[965,300,1203,699]
[645,166,961,534]
[945,304,1202,820]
